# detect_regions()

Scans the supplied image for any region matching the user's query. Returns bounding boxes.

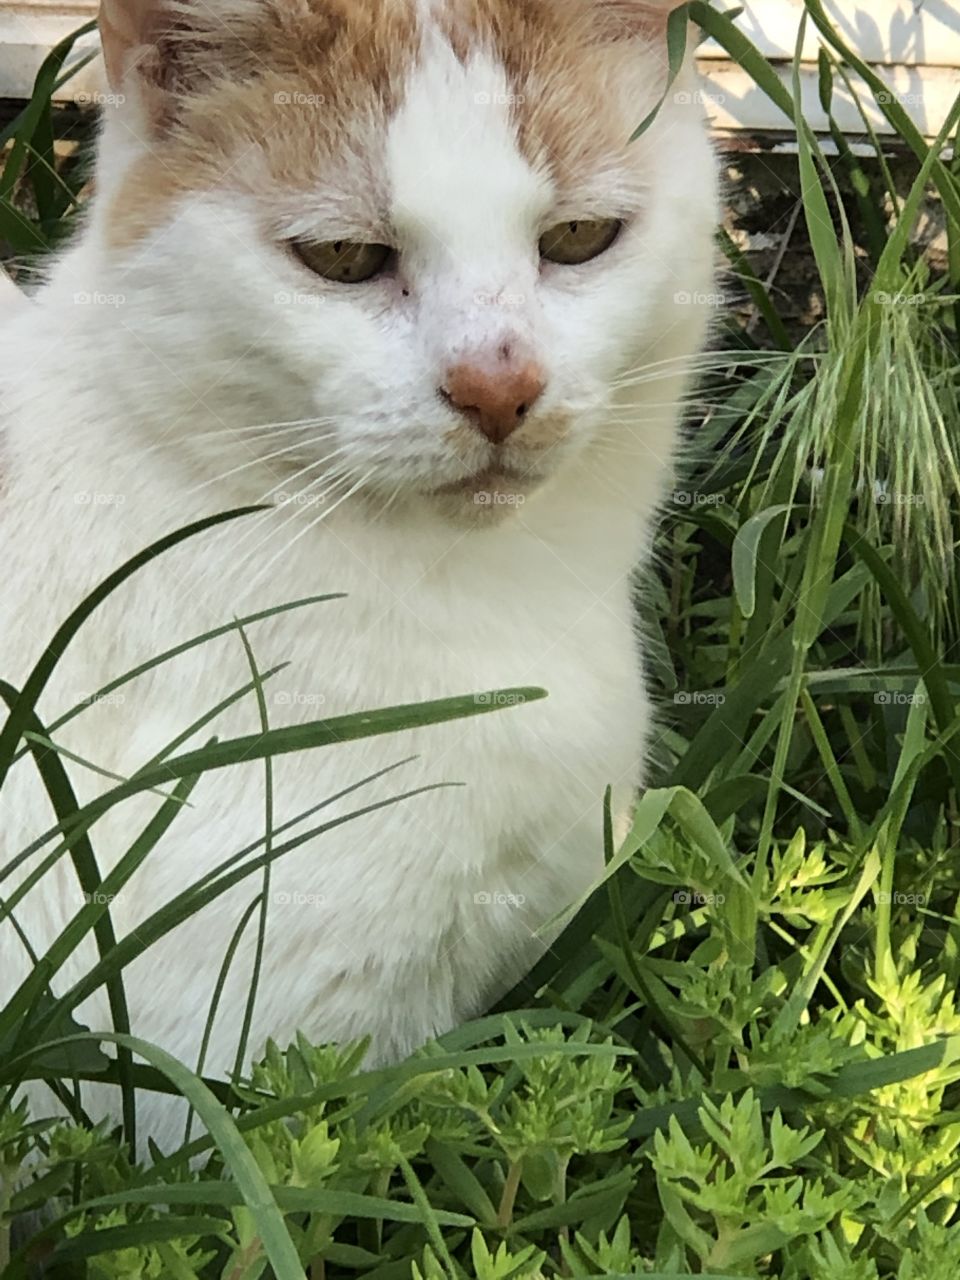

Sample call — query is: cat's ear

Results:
[593,0,687,37]
[98,0,269,120]
[100,0,176,97]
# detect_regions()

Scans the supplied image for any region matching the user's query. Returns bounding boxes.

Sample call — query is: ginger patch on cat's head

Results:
[103,0,422,247]
[443,0,679,198]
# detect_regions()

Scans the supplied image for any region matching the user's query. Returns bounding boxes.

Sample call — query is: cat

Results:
[0,0,718,1147]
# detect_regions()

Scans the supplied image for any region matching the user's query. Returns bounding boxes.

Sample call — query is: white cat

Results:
[0,0,718,1146]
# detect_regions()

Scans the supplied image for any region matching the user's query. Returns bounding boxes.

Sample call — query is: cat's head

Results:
[90,0,717,522]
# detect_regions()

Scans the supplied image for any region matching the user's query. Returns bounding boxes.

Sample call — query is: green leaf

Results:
[0,508,265,793]
[32,1032,308,1280]
[629,5,691,142]
[732,505,792,619]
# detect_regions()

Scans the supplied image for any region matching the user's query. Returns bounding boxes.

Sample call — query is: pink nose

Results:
[441,354,547,445]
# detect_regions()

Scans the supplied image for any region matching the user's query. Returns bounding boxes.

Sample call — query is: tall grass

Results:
[3,2,960,1277]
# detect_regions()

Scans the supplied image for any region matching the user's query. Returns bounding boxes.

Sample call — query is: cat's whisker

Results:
[207,441,361,561]
[186,417,339,440]
[606,394,749,413]
[595,416,698,434]
[251,442,359,507]
[384,479,409,519]
[371,477,409,525]
[599,417,723,433]
[141,420,341,455]
[631,348,789,371]
[222,454,364,567]
[612,349,780,379]
[243,462,383,590]
[613,367,721,392]
[184,436,344,495]
[611,354,796,392]
[578,455,641,505]
[229,446,390,581]
[614,353,723,379]
[590,427,686,448]
[590,436,672,456]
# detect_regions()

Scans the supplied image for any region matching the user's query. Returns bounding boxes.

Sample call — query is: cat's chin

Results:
[429,467,539,525]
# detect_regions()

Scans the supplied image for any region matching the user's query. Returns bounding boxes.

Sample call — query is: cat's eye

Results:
[540,219,623,265]
[291,239,393,283]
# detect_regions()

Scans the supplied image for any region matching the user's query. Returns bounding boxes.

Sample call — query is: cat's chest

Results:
[9,474,636,712]
[2,442,646,833]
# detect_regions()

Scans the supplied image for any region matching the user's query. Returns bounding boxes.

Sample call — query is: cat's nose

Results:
[441,354,547,445]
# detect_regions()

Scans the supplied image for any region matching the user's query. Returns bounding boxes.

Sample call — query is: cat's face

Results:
[95,0,716,521]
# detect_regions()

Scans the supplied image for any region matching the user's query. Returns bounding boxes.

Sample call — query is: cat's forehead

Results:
[108,0,663,246]
[387,34,550,264]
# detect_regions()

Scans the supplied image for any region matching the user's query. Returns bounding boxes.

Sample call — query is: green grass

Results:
[3,2,960,1276]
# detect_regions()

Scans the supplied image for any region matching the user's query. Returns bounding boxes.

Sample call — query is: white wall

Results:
[701,0,960,140]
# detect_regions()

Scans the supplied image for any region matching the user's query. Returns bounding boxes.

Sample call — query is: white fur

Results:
[0,13,718,1146]
[0,266,28,324]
